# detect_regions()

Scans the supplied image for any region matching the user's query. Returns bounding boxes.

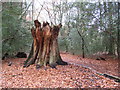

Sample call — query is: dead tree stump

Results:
[24,20,68,69]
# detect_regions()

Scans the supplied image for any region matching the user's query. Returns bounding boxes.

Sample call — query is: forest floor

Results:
[1,53,119,88]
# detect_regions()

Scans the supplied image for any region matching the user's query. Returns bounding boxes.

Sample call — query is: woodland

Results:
[1,0,120,88]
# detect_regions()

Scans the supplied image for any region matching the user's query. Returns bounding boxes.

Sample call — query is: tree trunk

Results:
[82,40,85,58]
[108,3,114,55]
[76,29,85,58]
[24,20,68,69]
[117,2,120,59]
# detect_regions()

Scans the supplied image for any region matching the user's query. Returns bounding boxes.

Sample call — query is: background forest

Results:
[1,1,120,59]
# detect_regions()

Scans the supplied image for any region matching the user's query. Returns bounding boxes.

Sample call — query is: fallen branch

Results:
[69,62,120,83]
[97,73,120,83]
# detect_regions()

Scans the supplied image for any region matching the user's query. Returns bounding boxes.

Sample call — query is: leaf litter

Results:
[1,53,119,88]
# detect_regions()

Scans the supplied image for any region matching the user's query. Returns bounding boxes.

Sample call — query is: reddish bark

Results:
[24,20,67,69]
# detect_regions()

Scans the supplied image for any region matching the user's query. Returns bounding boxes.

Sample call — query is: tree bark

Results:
[81,35,85,58]
[108,3,114,55]
[117,2,120,59]
[24,20,68,69]
[77,29,85,58]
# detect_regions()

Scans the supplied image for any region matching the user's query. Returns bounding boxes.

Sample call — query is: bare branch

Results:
[36,2,45,19]
[19,1,32,20]
[37,1,53,25]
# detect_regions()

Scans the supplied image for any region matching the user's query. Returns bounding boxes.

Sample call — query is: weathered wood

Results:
[24,20,67,69]
[97,73,120,83]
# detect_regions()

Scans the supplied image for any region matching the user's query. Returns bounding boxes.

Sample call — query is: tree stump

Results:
[24,20,68,69]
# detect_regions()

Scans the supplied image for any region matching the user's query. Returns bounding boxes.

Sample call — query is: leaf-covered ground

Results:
[1,53,119,88]
[62,53,119,77]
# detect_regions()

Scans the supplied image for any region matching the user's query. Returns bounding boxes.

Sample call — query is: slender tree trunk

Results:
[108,3,114,55]
[117,2,120,59]
[82,40,85,58]
[108,34,114,55]
[76,5,85,58]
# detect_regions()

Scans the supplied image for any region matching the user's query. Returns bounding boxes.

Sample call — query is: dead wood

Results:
[24,20,67,68]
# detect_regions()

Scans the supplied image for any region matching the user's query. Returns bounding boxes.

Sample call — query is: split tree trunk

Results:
[24,20,67,69]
